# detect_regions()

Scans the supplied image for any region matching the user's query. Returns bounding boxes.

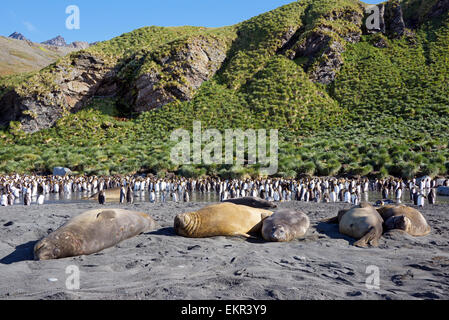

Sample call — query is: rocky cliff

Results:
[0,35,229,132]
[0,0,448,133]
[125,36,228,113]
[0,52,116,132]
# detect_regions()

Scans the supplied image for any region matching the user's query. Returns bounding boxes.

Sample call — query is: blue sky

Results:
[1,0,382,44]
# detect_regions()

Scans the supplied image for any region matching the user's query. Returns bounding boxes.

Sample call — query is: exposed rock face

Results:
[0,52,117,132]
[53,167,72,176]
[372,36,389,48]
[384,2,406,38]
[8,32,28,41]
[42,36,67,47]
[70,41,90,49]
[0,37,227,132]
[129,36,228,112]
[428,0,449,19]
[281,8,364,84]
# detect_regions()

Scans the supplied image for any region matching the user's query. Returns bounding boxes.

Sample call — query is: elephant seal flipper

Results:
[354,227,379,248]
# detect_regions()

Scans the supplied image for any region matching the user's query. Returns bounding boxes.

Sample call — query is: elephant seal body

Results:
[377,205,431,236]
[34,209,159,260]
[262,210,310,242]
[174,203,273,238]
[223,197,277,209]
[84,188,121,202]
[336,203,384,247]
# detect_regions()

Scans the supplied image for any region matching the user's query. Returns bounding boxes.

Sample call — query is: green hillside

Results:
[0,0,448,179]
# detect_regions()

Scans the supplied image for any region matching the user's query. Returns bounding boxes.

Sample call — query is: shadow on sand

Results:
[0,241,38,265]
[147,227,177,237]
[315,222,356,246]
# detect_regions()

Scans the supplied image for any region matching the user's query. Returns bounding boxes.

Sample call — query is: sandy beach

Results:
[0,200,448,300]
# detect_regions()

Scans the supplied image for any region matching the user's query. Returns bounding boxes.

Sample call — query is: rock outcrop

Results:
[0,36,228,132]
[0,52,117,132]
[384,1,406,38]
[281,7,364,84]
[42,36,67,47]
[1,0,448,133]
[428,0,449,19]
[8,32,28,41]
[70,41,90,50]
[127,36,228,113]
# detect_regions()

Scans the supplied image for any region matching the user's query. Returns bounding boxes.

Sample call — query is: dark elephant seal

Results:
[174,203,273,238]
[325,203,384,248]
[262,209,310,242]
[223,197,277,209]
[376,205,431,236]
[34,209,159,260]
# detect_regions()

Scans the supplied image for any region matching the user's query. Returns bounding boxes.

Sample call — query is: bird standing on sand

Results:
[24,192,31,206]
[1,193,7,206]
[395,187,402,204]
[417,193,426,208]
[98,190,106,205]
[7,193,15,206]
[120,186,126,204]
[126,186,134,204]
[428,188,436,205]
[37,194,45,205]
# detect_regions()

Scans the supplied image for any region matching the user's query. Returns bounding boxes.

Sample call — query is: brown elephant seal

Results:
[262,209,310,242]
[83,188,121,202]
[34,209,159,260]
[325,203,384,248]
[174,203,273,238]
[376,205,431,236]
[223,197,277,209]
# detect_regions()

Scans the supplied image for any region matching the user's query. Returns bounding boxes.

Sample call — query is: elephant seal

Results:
[84,188,121,202]
[325,203,384,248]
[223,197,277,209]
[262,209,310,242]
[376,205,431,236]
[34,209,159,260]
[174,203,273,238]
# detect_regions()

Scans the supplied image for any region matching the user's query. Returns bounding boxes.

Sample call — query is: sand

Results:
[0,200,448,300]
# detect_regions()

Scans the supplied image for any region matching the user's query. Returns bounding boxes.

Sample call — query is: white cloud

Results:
[23,21,37,32]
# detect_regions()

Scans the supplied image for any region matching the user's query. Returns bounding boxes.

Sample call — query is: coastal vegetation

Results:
[0,0,448,179]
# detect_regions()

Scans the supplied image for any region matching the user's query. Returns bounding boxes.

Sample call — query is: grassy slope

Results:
[0,37,76,77]
[0,0,448,178]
